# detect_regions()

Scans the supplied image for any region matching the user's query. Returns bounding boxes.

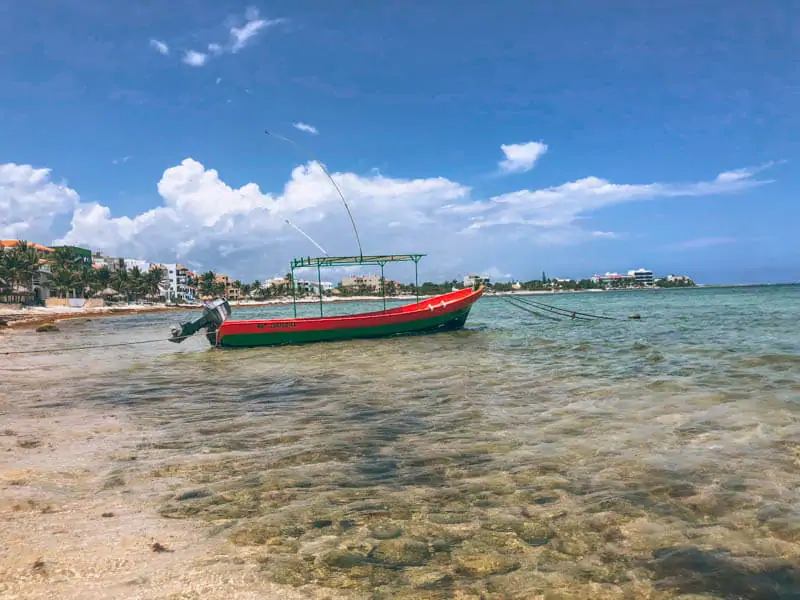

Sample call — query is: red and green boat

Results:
[169,253,484,348]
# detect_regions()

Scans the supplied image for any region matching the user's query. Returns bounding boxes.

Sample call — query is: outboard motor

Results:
[169,298,231,346]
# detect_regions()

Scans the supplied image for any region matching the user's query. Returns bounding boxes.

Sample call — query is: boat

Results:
[168,253,484,348]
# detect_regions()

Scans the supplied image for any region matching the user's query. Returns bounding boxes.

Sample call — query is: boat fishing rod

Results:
[285,219,329,256]
[265,129,364,258]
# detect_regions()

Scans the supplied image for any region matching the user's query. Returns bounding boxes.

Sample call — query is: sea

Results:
[2,285,800,599]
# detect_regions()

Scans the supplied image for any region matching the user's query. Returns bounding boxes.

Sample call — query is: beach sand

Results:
[0,398,356,600]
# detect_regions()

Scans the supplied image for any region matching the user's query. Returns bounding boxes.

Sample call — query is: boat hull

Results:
[215,286,482,348]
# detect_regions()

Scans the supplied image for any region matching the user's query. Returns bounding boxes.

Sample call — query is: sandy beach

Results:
[0,388,356,600]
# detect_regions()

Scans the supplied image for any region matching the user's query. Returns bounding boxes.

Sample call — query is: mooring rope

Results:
[488,291,629,321]
[0,333,196,356]
[495,294,563,321]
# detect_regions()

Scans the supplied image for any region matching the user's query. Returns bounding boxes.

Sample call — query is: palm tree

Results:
[111,269,130,302]
[146,266,165,300]
[4,241,39,294]
[128,266,144,301]
[199,271,216,299]
[94,266,111,290]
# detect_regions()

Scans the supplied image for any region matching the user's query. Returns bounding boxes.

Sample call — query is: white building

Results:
[627,268,654,286]
[92,253,124,272]
[463,274,491,288]
[158,263,191,301]
[264,277,290,289]
[123,258,151,272]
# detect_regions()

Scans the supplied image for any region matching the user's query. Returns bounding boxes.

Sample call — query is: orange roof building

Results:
[0,240,54,253]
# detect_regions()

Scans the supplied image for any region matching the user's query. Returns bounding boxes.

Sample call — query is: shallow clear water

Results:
[3,286,800,599]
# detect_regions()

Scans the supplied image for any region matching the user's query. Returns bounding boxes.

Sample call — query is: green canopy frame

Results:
[288,254,426,317]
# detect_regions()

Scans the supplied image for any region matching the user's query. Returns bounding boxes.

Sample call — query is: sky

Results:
[1,0,798,284]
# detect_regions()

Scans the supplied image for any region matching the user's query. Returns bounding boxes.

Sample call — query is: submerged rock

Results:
[321,547,372,569]
[372,538,431,567]
[453,549,520,577]
[35,323,59,332]
[404,566,453,589]
[370,523,403,540]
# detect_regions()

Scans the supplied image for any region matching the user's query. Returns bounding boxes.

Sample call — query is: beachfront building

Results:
[463,273,491,288]
[591,272,635,288]
[293,279,334,295]
[123,258,151,272]
[628,268,654,286]
[214,273,241,300]
[341,274,381,293]
[185,271,199,301]
[92,252,124,272]
[158,263,194,301]
[665,274,691,282]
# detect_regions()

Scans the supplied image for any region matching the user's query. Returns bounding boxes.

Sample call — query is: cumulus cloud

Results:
[0,163,79,240]
[55,159,469,275]
[3,152,774,280]
[182,50,208,67]
[499,141,548,174]
[293,122,319,135]
[149,39,169,55]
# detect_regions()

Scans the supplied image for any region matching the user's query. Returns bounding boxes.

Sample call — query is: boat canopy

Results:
[288,253,427,317]
[290,254,425,269]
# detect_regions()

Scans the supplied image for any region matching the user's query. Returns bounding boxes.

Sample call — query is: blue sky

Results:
[1,0,798,284]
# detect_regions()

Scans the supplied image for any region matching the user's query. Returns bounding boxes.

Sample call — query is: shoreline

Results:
[0,286,700,330]
[0,295,434,330]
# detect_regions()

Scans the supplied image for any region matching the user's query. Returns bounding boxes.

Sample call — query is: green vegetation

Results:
[1,241,168,304]
[655,277,696,288]
[0,241,39,301]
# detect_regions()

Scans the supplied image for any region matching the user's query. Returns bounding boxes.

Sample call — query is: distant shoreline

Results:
[2,283,795,330]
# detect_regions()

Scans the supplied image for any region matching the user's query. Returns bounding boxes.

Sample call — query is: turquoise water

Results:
[3,285,800,598]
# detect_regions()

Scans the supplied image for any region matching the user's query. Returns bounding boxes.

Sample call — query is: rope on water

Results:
[488,291,631,321]
[0,333,196,356]
[495,294,563,321]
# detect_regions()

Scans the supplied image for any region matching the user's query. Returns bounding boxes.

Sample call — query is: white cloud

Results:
[460,168,770,232]
[112,156,132,165]
[0,163,79,240]
[173,8,281,68]
[3,152,774,280]
[293,122,319,135]
[182,50,208,67]
[55,159,469,275]
[149,39,169,55]
[499,141,548,174]
[230,7,282,53]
